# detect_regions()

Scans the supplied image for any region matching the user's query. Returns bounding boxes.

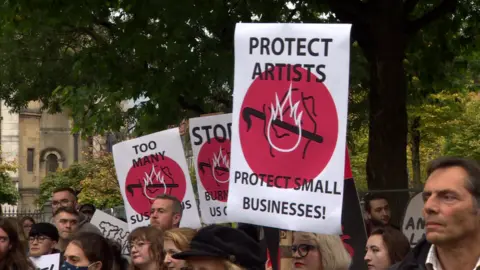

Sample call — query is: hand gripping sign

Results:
[112,128,201,231]
[189,113,232,224]
[227,23,352,234]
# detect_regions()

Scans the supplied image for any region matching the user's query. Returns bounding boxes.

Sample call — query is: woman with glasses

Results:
[164,228,196,270]
[0,218,36,270]
[292,232,351,270]
[61,232,114,270]
[128,226,165,270]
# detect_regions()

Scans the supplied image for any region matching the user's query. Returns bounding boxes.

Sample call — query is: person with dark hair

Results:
[0,218,36,270]
[150,194,183,231]
[365,226,410,269]
[50,187,101,235]
[53,207,79,252]
[128,226,165,270]
[173,224,265,270]
[62,232,115,270]
[79,204,96,222]
[19,216,35,243]
[364,193,392,235]
[28,222,60,257]
[393,157,480,270]
[106,239,130,270]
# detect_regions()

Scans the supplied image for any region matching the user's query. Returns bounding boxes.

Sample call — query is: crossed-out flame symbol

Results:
[267,82,304,153]
[211,147,230,184]
[142,164,167,200]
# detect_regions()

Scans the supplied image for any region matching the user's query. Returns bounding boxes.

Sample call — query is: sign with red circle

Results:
[197,137,231,202]
[124,155,187,215]
[239,66,338,188]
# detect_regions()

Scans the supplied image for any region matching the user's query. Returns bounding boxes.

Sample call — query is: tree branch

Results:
[404,0,420,15]
[407,0,457,35]
[177,96,205,115]
[325,0,367,24]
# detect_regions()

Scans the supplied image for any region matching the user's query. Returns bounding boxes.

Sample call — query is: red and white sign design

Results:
[113,128,201,231]
[190,114,232,224]
[227,23,352,234]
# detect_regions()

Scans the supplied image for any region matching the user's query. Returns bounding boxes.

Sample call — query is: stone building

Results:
[0,101,96,210]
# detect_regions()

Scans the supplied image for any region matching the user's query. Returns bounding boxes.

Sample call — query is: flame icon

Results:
[266,82,304,153]
[211,147,230,184]
[142,164,167,200]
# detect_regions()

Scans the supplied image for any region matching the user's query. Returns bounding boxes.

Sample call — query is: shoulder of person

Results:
[78,221,102,235]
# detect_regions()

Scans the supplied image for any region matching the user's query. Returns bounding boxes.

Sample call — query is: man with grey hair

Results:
[392,157,480,270]
[149,194,183,231]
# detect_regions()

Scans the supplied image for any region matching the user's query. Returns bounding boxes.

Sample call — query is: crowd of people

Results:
[0,156,478,270]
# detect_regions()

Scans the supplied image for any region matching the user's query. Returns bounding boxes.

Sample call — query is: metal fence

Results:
[0,207,51,223]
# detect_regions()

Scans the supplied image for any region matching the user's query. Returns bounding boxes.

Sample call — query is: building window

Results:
[27,148,34,172]
[46,154,59,173]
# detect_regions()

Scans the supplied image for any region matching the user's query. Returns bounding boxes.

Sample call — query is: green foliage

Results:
[38,151,123,208]
[0,158,20,205]
[37,163,85,207]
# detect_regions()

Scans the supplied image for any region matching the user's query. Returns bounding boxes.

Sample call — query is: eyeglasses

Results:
[52,199,72,207]
[128,241,150,252]
[291,244,317,258]
[29,235,51,243]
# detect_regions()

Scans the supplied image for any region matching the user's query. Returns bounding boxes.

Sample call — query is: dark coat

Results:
[389,237,431,270]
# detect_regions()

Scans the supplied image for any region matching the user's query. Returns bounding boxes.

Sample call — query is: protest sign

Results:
[227,23,352,234]
[90,209,130,255]
[113,128,201,230]
[401,192,425,247]
[30,253,60,270]
[189,113,232,224]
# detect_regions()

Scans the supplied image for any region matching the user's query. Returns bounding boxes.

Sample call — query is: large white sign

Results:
[30,253,60,270]
[402,192,425,247]
[189,113,232,224]
[227,23,351,234]
[90,210,130,255]
[113,128,202,231]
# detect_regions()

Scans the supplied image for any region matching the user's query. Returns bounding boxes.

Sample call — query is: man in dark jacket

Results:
[392,157,480,270]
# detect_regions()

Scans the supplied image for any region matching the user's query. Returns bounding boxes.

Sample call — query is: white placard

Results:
[113,128,201,231]
[30,253,60,270]
[402,192,425,247]
[90,209,130,255]
[189,113,232,224]
[227,23,351,234]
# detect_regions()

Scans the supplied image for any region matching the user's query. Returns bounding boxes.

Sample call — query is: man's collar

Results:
[426,244,480,270]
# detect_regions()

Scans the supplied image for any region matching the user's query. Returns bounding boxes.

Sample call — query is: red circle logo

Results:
[197,138,231,202]
[239,67,338,189]
[125,155,187,215]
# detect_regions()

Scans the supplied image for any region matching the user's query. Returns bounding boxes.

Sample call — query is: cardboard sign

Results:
[30,253,60,270]
[189,113,232,224]
[113,128,202,230]
[227,23,352,234]
[90,209,130,255]
[401,192,425,247]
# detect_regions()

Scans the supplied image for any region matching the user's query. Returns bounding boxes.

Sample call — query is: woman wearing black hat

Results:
[172,224,265,270]
[0,218,36,270]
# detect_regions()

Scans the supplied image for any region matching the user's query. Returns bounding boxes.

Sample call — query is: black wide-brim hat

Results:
[172,224,265,269]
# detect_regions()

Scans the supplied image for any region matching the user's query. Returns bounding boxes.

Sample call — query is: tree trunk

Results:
[363,2,410,227]
[410,117,422,189]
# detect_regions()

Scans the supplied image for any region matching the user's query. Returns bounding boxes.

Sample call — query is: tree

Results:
[0,156,20,205]
[1,0,479,223]
[38,151,122,208]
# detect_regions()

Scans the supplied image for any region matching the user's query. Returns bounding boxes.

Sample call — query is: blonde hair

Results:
[164,228,196,251]
[293,232,351,270]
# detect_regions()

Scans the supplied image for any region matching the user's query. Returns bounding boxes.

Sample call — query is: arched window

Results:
[45,153,59,173]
